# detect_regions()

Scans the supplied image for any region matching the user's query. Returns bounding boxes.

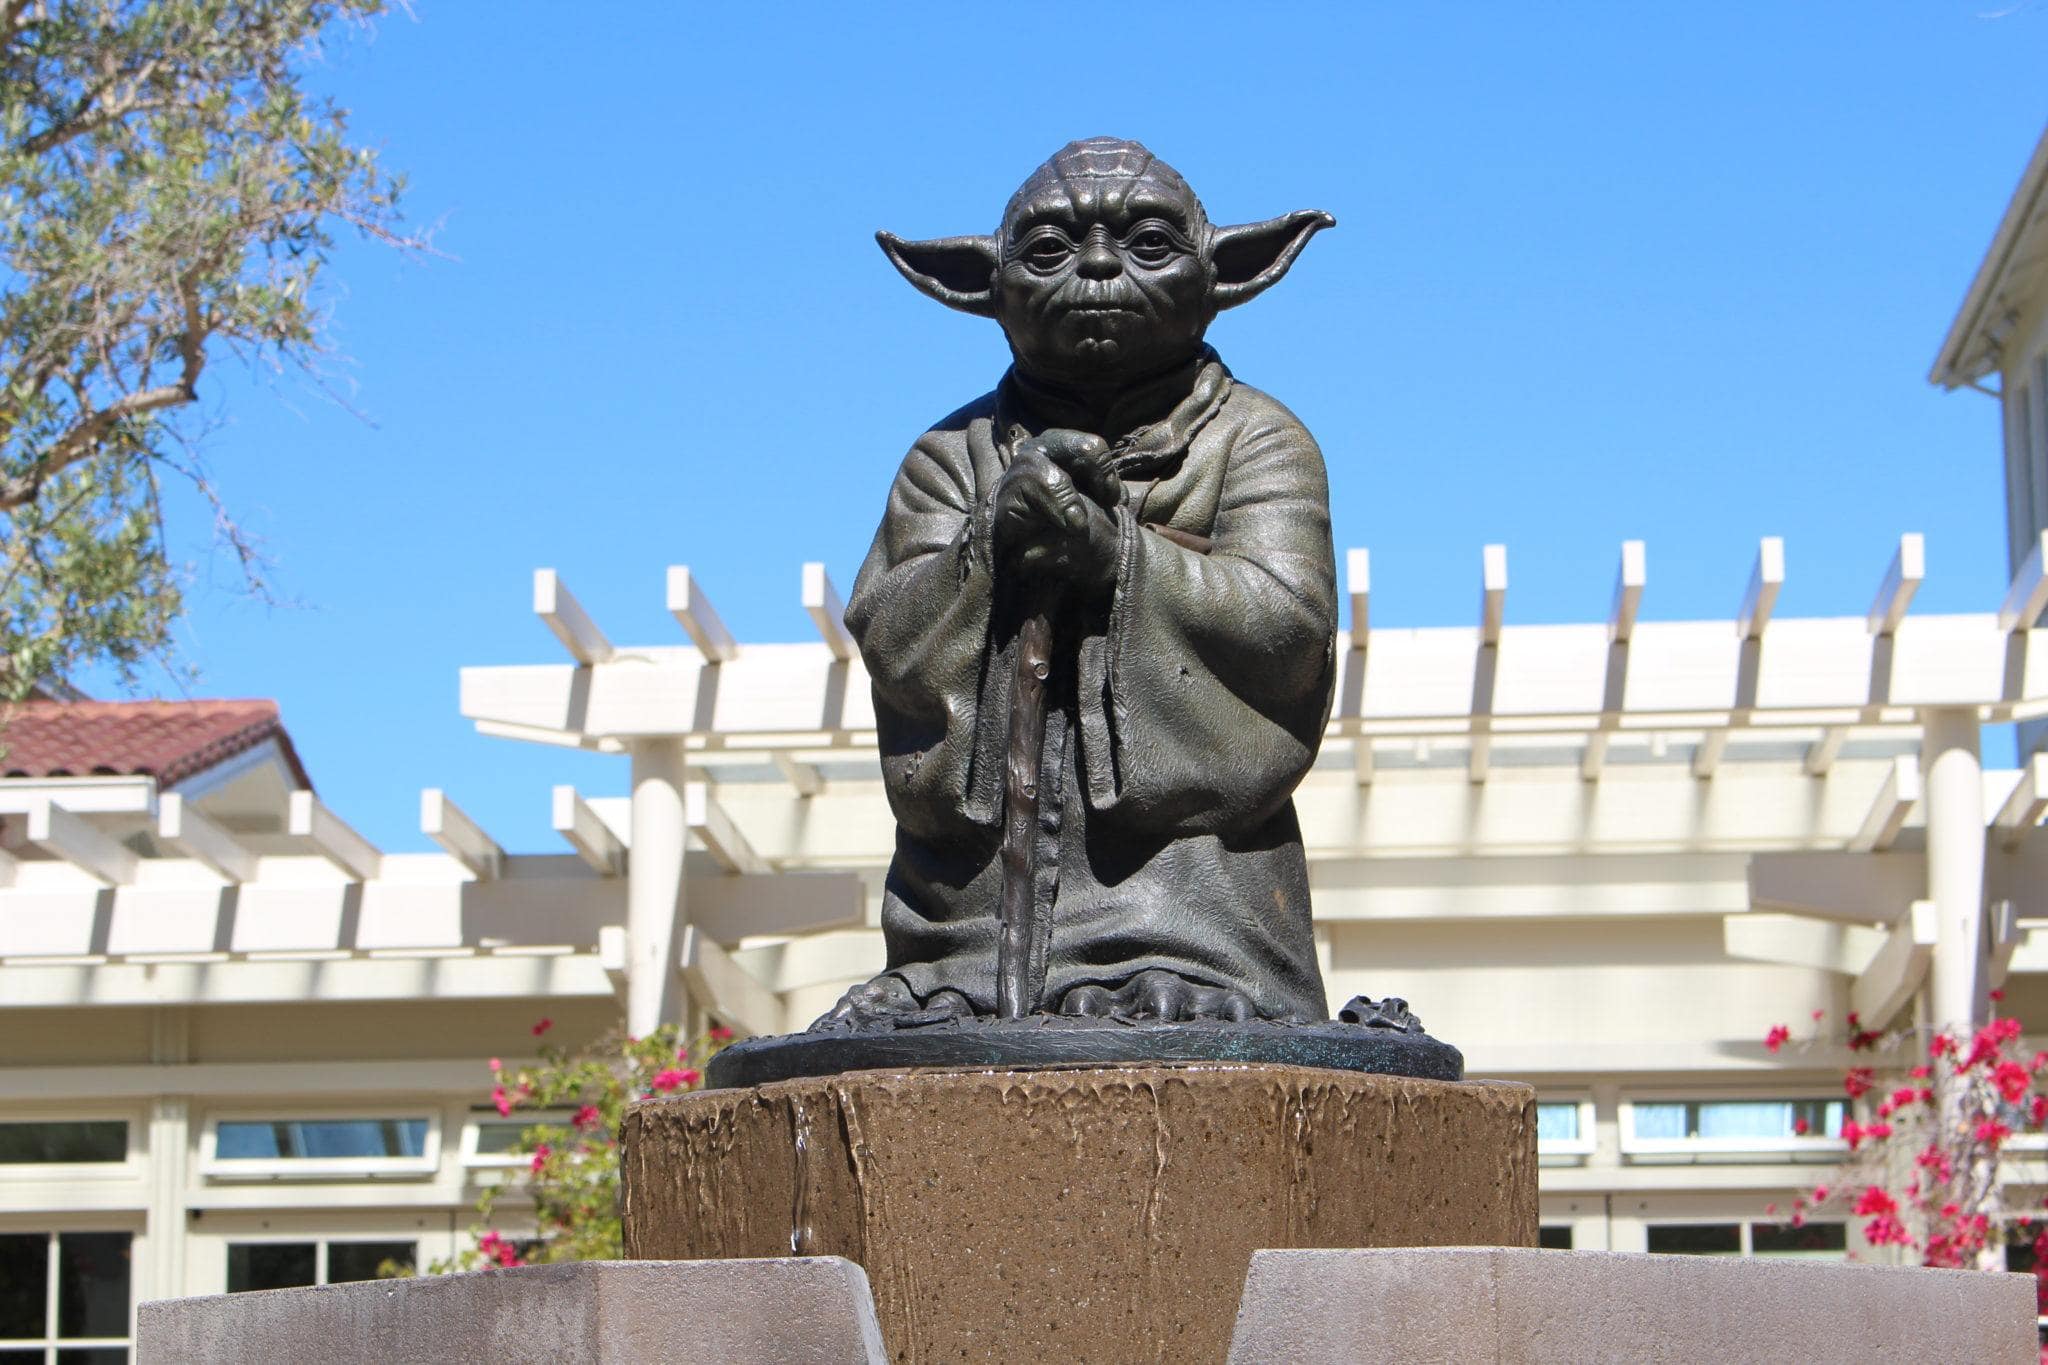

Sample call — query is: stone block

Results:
[1226,1247,2038,1364]
[137,1256,888,1364]
[623,1062,1537,1363]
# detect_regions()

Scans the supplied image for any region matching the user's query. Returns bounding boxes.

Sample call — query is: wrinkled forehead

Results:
[1001,139,1208,240]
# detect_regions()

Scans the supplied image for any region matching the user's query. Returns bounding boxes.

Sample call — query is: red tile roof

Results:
[0,700,312,791]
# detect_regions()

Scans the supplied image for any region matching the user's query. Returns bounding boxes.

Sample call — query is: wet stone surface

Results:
[621,1062,1537,1365]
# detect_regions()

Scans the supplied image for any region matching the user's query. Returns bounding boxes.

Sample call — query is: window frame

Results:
[199,1110,441,1181]
[1534,1097,1596,1162]
[0,1227,135,1359]
[1643,1218,1847,1259]
[223,1236,421,1293]
[459,1110,576,1170]
[0,1110,142,1184]
[1618,1096,1849,1162]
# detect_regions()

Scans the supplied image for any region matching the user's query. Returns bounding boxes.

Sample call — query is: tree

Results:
[1,0,409,697]
[1765,1004,2048,1286]
[424,1019,730,1273]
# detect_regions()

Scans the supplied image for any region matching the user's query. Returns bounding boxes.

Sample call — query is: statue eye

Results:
[1124,224,1184,267]
[1019,231,1075,273]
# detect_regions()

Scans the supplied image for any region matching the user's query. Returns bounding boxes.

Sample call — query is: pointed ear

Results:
[1210,210,1335,311]
[876,231,1001,317]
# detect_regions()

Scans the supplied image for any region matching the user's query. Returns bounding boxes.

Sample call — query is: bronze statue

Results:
[818,138,1340,1031]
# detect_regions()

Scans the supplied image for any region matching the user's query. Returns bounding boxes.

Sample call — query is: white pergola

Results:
[8,531,2048,1044]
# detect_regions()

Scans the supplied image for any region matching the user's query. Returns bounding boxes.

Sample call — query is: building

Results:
[4,126,2048,1362]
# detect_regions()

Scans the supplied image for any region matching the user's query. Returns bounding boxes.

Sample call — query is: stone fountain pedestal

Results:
[619,1061,1538,1363]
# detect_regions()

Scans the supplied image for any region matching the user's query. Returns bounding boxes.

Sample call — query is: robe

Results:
[842,349,1337,1023]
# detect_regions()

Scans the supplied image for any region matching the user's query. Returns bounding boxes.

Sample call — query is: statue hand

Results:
[994,445,1118,595]
[1030,429,1122,510]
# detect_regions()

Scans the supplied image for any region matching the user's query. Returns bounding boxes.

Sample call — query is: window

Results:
[1538,1225,1573,1250]
[0,1230,132,1361]
[460,1112,573,1169]
[1647,1220,1844,1260]
[201,1115,439,1179]
[0,1122,126,1165]
[1621,1098,1846,1161]
[225,1240,416,1294]
[1536,1100,1595,1162]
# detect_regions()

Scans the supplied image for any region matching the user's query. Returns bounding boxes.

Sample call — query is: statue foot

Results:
[811,974,974,1032]
[1056,969,1256,1023]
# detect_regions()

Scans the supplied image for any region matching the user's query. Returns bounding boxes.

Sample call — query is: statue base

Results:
[704,1009,1463,1089]
[621,1062,1535,1363]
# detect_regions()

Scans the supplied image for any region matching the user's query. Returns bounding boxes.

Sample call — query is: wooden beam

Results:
[1480,543,1507,645]
[597,924,629,996]
[1867,533,1924,636]
[157,794,256,883]
[287,792,382,882]
[1748,850,1922,924]
[1353,737,1374,787]
[420,789,504,881]
[1346,547,1370,646]
[1988,899,2021,986]
[1737,536,1785,640]
[680,925,782,1037]
[1851,899,1938,1029]
[666,565,739,663]
[1848,755,1920,852]
[2000,529,2048,632]
[686,783,766,875]
[26,802,136,886]
[802,562,854,661]
[1609,539,1645,644]
[1803,727,1848,777]
[533,568,614,665]
[687,871,865,944]
[771,751,822,797]
[1692,731,1728,779]
[551,786,624,877]
[1994,753,2048,850]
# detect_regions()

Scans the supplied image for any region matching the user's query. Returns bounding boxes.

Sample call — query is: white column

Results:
[143,1008,190,1300]
[627,739,691,1037]
[1922,707,1987,1034]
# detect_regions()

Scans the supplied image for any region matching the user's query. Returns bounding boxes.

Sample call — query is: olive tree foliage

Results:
[0,0,409,697]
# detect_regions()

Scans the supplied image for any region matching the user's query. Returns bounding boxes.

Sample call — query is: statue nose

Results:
[1076,237,1122,279]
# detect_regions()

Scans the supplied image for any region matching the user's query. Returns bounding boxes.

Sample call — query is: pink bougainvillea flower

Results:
[1764,1024,1791,1053]
[1810,1009,1825,1022]
[1854,1186,1898,1218]
[1888,1086,1920,1110]
[491,1084,512,1118]
[532,1017,553,1037]
[530,1142,551,1173]
[1764,1202,1778,1216]
[1863,1213,1913,1248]
[675,1046,690,1062]
[1930,1032,1958,1059]
[1843,1068,1876,1100]
[2031,1095,2048,1126]
[1842,1120,1866,1151]
[1996,1060,2031,1104]
[1991,987,2007,1002]
[1793,1116,1810,1135]
[709,1025,734,1041]
[651,1068,690,1093]
[572,1104,602,1130]
[1977,1119,2013,1146]
[678,1067,701,1086]
[1864,1121,1893,1139]
[1909,1064,1931,1080]
[1811,1184,1830,1203]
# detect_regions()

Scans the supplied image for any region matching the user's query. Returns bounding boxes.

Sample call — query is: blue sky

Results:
[102,3,2048,852]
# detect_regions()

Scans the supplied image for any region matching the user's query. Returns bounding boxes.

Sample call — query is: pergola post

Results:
[1922,706,1987,1034]
[627,738,691,1036]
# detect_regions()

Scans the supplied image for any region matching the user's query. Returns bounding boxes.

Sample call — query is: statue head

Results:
[879,138,1333,393]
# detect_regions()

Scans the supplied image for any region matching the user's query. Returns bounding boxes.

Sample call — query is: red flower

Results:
[477,1230,522,1269]
[1991,988,2007,1002]
[530,1143,551,1173]
[709,1025,735,1041]
[1930,1033,1958,1059]
[1976,1119,2013,1146]
[491,1084,512,1118]
[532,1017,553,1037]
[650,1068,692,1093]
[1996,1060,2031,1104]
[1854,1186,1898,1218]
[1842,1120,1866,1151]
[2031,1095,2048,1127]
[1888,1086,1920,1110]
[1811,1009,1825,1022]
[1793,1117,1810,1135]
[1765,1024,1791,1054]
[489,1057,502,1072]
[1865,1121,1893,1140]
[1909,1064,1931,1080]
[1764,1202,1778,1216]
[1812,1184,1830,1203]
[572,1105,602,1130]
[1844,1068,1876,1099]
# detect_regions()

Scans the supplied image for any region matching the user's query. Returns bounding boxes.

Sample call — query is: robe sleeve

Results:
[1076,405,1337,834]
[845,423,1003,838]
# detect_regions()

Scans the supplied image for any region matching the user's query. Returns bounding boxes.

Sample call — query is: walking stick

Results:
[996,605,1053,1020]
